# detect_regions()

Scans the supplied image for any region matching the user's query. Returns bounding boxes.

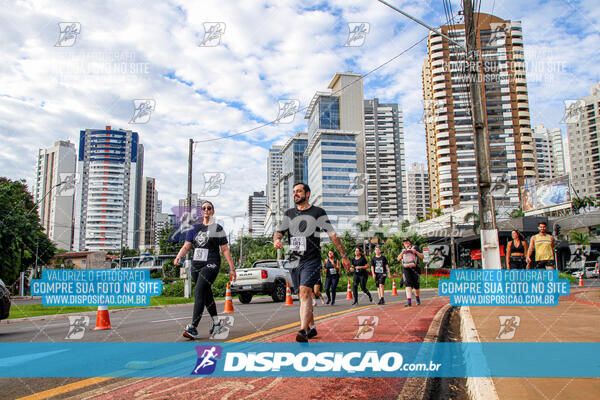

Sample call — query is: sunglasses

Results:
[202,206,213,211]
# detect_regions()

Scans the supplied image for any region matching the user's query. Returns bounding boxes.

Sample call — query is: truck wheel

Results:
[271,281,286,302]
[238,293,253,304]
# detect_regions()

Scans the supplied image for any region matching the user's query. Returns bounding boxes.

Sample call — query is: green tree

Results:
[569,231,595,247]
[427,208,443,220]
[464,212,480,234]
[509,207,524,218]
[0,178,56,285]
[157,225,181,255]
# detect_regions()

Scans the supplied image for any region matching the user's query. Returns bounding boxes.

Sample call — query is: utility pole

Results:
[450,214,457,268]
[276,171,282,261]
[184,138,193,298]
[463,0,501,268]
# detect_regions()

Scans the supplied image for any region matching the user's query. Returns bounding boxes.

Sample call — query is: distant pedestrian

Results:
[312,276,326,306]
[506,230,527,269]
[323,250,340,305]
[398,238,424,307]
[351,247,372,305]
[371,245,391,305]
[174,201,237,340]
[526,222,555,269]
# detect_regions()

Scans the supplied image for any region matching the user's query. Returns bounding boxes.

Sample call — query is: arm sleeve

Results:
[217,225,228,246]
[317,208,334,232]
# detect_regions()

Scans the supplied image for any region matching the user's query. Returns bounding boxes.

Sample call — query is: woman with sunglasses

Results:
[174,201,237,339]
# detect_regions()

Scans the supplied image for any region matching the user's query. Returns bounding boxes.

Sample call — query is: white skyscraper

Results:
[533,126,555,182]
[267,145,282,209]
[364,98,406,223]
[34,140,76,250]
[73,126,144,251]
[549,128,566,177]
[248,191,267,238]
[405,162,430,222]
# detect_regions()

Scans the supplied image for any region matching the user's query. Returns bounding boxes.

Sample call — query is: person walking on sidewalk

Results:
[371,245,391,305]
[398,238,423,307]
[506,230,527,269]
[351,247,373,305]
[312,276,326,306]
[526,222,556,269]
[174,201,237,339]
[323,250,340,305]
[273,183,351,342]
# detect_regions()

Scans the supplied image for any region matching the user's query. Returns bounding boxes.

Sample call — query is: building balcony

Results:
[434,91,446,99]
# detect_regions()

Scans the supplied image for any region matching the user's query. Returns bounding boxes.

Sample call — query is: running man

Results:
[274,183,351,342]
[323,250,340,305]
[398,237,424,307]
[351,247,372,305]
[526,221,555,269]
[371,245,391,305]
[175,201,237,339]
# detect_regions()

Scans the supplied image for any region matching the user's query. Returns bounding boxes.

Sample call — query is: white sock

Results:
[309,325,316,330]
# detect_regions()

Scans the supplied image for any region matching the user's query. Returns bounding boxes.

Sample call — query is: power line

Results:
[192,35,428,144]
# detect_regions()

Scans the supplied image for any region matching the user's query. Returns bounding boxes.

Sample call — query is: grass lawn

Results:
[7,296,197,320]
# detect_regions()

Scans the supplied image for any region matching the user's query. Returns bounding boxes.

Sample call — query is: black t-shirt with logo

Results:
[352,256,369,276]
[276,205,333,264]
[185,223,228,268]
[324,259,339,278]
[371,255,389,277]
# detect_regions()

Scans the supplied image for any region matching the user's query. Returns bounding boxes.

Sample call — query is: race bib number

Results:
[193,248,209,262]
[329,268,337,275]
[290,237,307,252]
[375,265,383,274]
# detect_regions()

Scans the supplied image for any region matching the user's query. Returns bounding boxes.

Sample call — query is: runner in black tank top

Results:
[506,230,527,269]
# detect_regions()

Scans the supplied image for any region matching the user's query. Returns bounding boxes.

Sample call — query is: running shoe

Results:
[296,329,309,342]
[377,298,382,305]
[183,324,199,340]
[404,303,412,307]
[381,298,385,305]
[368,294,373,302]
[209,320,223,335]
[416,297,421,305]
[307,326,318,339]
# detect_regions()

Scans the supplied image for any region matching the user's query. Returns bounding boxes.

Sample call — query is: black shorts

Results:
[375,274,386,286]
[536,260,555,269]
[292,258,322,288]
[403,267,420,289]
[509,256,526,269]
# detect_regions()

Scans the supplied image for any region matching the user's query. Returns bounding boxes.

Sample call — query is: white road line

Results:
[150,317,190,323]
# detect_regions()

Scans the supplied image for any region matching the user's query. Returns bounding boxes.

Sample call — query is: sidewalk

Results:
[467,287,600,400]
[64,296,450,400]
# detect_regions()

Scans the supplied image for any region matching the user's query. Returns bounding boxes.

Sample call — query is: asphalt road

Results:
[1,290,440,400]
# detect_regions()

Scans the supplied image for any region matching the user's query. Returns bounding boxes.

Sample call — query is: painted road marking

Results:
[17,377,112,400]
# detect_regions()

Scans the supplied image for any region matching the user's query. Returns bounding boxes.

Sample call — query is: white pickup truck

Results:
[230,259,297,303]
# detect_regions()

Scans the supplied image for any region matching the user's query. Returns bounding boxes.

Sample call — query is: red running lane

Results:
[81,297,449,400]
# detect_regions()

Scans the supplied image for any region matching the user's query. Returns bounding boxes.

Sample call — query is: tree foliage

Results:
[0,178,56,285]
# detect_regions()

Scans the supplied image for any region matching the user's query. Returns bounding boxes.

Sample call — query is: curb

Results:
[397,303,451,400]
[459,306,499,400]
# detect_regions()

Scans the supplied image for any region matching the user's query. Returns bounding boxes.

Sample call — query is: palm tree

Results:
[426,208,443,220]
[571,198,585,214]
[509,207,524,218]
[464,212,480,234]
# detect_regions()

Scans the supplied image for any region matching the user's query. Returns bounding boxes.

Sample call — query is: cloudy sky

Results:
[1,0,599,235]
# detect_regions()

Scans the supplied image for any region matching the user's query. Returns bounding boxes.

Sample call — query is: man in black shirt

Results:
[274,183,351,342]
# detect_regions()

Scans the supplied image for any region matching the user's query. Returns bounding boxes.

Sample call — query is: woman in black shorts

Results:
[397,238,424,307]
[351,247,372,305]
[323,250,340,305]
[174,201,237,339]
[506,230,527,269]
[370,245,391,305]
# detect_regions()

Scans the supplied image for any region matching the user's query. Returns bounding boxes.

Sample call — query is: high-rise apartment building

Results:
[566,83,600,198]
[34,140,76,250]
[532,126,554,182]
[364,98,406,223]
[405,162,430,221]
[549,128,566,177]
[278,132,308,212]
[422,13,536,210]
[305,72,366,232]
[140,177,157,250]
[73,126,144,251]
[563,136,571,175]
[248,191,266,238]
[266,145,282,209]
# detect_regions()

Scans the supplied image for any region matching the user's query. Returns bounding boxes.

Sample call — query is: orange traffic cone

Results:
[391,278,398,296]
[346,280,353,300]
[285,282,294,306]
[223,282,234,313]
[578,275,584,287]
[93,305,112,330]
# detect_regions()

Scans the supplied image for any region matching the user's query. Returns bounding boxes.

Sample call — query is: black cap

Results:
[402,237,411,242]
